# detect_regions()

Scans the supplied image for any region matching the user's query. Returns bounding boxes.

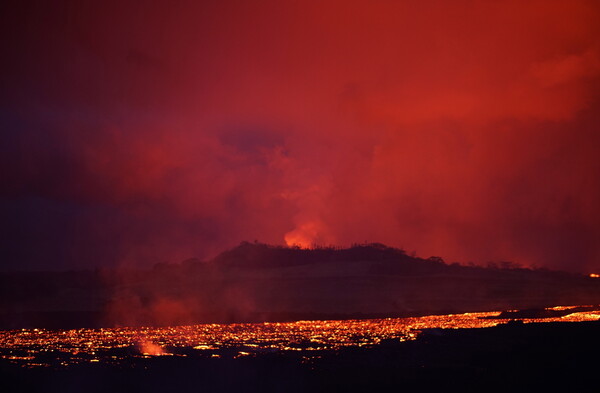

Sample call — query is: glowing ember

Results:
[590,274,600,278]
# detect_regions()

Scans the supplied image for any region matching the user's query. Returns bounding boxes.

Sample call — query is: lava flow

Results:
[0,306,598,368]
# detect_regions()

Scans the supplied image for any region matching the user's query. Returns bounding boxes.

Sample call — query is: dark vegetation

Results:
[1,242,600,329]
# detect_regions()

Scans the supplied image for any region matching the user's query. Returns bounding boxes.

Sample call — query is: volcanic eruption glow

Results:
[1,307,598,368]
[1,1,599,272]
[284,222,323,249]
[138,341,167,356]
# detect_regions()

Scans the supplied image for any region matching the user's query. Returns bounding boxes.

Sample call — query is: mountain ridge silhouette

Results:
[1,242,599,329]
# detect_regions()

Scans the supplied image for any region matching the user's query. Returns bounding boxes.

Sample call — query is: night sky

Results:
[1,0,599,272]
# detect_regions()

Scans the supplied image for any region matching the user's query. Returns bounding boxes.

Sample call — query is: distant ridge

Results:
[206,241,571,279]
[1,242,599,329]
[212,242,415,267]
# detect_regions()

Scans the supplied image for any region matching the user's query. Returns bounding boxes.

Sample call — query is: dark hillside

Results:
[1,243,599,329]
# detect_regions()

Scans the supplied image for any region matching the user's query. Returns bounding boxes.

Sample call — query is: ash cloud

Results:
[1,0,599,272]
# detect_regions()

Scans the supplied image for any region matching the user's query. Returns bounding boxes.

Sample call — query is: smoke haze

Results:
[1,0,599,271]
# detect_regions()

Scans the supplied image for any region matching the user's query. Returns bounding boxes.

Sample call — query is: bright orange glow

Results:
[1,306,598,368]
[138,341,166,356]
[284,222,321,248]
[590,274,600,278]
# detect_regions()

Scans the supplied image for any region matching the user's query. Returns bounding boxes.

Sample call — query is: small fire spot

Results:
[138,341,166,356]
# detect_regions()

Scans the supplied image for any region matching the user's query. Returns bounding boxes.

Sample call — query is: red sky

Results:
[1,0,599,271]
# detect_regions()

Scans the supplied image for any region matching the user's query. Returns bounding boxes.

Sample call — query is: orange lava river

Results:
[1,306,598,368]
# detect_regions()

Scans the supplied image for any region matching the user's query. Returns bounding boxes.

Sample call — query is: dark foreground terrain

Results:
[1,320,598,393]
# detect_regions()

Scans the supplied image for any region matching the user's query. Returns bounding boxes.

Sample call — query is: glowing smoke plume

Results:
[0,0,599,272]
